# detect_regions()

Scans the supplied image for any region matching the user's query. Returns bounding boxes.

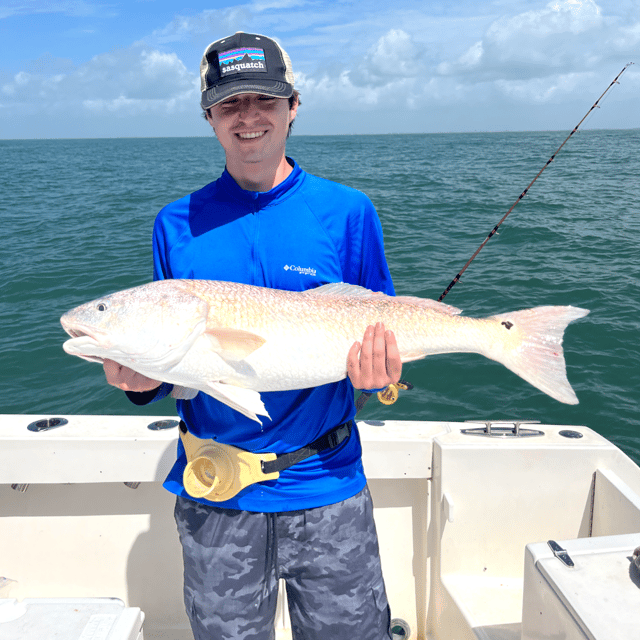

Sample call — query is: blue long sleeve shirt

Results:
[152,158,395,512]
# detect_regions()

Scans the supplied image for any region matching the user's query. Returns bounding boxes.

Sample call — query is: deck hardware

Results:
[27,417,68,432]
[124,482,141,489]
[548,540,574,568]
[461,421,544,438]
[442,493,455,523]
[10,484,29,492]
[390,618,411,639]
[559,430,583,439]
[362,420,385,427]
[147,419,180,431]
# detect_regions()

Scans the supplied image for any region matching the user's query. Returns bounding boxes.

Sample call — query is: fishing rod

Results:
[356,63,633,415]
[438,62,634,302]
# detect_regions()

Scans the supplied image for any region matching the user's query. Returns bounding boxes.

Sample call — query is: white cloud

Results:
[294,29,432,109]
[250,0,308,10]
[437,0,608,82]
[350,29,425,87]
[146,7,254,45]
[1,45,198,115]
[489,0,602,41]
[289,0,638,123]
[2,70,31,97]
[0,0,110,20]
[2,0,638,137]
[79,48,198,113]
[495,71,587,103]
[426,0,640,114]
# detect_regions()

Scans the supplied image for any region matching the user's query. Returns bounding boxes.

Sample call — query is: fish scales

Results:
[61,279,589,422]
[194,281,474,376]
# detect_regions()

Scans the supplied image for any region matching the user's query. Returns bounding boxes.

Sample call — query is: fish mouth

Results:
[64,328,90,340]
[61,321,107,363]
[61,315,100,340]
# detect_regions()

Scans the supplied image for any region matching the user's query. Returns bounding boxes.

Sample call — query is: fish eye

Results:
[96,302,108,312]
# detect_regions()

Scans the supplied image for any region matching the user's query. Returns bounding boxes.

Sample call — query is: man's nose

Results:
[238,98,259,117]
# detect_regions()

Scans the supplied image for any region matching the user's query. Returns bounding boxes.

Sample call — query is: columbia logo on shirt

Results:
[284,265,317,276]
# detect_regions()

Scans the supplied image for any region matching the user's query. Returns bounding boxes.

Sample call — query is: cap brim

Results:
[201,79,293,109]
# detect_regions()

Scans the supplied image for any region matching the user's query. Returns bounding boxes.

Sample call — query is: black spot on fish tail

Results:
[501,321,514,330]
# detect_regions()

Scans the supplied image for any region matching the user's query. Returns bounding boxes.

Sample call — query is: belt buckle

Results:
[327,429,341,449]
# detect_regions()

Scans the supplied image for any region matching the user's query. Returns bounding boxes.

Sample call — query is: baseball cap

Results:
[200,32,295,109]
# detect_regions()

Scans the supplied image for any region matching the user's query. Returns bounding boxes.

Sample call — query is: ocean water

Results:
[1,130,639,464]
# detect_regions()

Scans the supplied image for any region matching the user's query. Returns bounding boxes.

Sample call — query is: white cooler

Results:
[522,533,640,640]
[0,597,144,640]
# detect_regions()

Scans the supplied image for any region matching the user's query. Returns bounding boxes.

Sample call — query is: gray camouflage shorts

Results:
[174,485,392,640]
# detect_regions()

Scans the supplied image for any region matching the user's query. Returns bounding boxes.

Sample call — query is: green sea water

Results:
[1,131,639,463]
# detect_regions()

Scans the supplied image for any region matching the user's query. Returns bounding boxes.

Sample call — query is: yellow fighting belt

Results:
[179,420,353,502]
[180,427,279,502]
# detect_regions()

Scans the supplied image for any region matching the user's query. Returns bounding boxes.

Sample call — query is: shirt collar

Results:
[219,157,304,208]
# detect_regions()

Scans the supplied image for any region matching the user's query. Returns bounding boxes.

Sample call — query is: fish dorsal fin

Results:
[393,295,462,315]
[303,283,380,298]
[205,328,266,361]
[303,282,462,315]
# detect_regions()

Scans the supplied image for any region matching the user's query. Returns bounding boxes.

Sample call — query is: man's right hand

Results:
[103,359,162,393]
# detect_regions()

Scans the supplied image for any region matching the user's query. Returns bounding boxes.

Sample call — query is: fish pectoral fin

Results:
[205,328,266,361]
[204,381,270,424]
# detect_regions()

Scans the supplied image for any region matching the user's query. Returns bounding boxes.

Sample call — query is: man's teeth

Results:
[238,131,266,139]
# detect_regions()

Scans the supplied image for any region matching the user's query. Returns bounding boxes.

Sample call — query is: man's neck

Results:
[228,155,293,192]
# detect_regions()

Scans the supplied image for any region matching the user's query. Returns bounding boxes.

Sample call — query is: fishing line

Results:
[438,62,634,302]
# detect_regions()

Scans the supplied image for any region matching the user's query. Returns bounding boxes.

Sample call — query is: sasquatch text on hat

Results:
[221,61,267,75]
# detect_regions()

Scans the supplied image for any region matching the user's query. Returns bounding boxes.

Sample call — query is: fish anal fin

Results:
[205,328,266,361]
[170,385,199,400]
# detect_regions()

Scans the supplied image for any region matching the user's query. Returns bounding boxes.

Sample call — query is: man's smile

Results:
[237,131,267,140]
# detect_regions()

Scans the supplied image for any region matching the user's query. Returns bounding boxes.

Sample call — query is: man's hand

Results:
[347,322,402,390]
[103,359,162,393]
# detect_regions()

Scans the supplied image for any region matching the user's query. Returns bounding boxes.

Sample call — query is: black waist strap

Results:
[261,420,353,475]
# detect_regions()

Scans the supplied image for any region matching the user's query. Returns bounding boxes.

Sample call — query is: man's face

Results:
[206,93,297,168]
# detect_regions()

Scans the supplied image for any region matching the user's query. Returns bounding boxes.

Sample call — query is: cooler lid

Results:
[536,536,640,640]
[0,597,143,640]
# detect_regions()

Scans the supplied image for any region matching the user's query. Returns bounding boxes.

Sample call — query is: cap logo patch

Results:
[219,47,267,75]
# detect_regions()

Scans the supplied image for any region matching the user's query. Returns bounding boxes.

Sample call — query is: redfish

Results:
[61,280,589,422]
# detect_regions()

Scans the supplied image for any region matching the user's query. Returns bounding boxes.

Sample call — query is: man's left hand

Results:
[347,322,402,390]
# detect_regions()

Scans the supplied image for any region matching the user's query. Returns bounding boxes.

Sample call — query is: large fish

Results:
[60,279,589,422]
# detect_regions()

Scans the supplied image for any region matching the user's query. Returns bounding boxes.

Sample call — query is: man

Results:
[104,32,401,640]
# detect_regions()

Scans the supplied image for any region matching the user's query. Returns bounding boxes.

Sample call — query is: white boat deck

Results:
[2,415,639,639]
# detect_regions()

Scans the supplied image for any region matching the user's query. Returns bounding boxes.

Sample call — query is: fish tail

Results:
[490,306,589,404]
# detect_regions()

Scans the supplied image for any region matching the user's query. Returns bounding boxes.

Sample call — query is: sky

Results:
[0,0,638,138]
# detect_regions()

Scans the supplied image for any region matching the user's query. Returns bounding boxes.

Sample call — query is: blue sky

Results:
[1,0,638,138]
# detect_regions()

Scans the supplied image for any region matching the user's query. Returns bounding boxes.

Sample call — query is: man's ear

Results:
[289,98,299,122]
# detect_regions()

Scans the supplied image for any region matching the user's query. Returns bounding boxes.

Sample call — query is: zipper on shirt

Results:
[251,201,261,285]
